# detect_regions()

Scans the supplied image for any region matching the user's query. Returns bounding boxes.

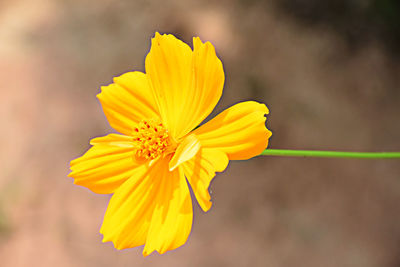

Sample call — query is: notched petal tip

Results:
[262,104,270,115]
[142,249,153,257]
[252,101,270,115]
[101,238,126,251]
[152,32,174,45]
[96,86,108,98]
[202,200,213,212]
[142,248,159,257]
[142,246,171,257]
[265,127,272,138]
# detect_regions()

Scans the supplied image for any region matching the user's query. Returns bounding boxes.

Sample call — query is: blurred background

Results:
[0,0,399,266]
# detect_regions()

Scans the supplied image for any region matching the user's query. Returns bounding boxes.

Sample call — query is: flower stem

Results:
[261,149,400,159]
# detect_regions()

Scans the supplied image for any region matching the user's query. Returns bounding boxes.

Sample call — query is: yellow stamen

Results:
[132,119,171,160]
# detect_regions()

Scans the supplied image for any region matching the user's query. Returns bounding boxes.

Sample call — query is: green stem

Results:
[261,149,400,159]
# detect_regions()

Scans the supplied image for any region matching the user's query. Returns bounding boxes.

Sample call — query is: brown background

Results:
[0,0,399,266]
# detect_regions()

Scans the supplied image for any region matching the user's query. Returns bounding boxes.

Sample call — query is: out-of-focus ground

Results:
[0,0,399,266]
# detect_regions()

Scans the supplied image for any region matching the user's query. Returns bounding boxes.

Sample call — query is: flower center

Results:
[132,119,171,160]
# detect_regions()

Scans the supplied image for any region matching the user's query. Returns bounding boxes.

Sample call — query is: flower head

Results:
[69,32,272,256]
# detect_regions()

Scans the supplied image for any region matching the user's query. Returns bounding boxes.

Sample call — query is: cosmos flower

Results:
[69,32,272,256]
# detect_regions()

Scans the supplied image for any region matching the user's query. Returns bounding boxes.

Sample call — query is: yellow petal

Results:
[90,133,134,147]
[97,71,159,135]
[178,37,225,137]
[100,161,154,249]
[100,157,193,256]
[193,101,272,160]
[143,158,193,256]
[69,134,139,194]
[169,134,201,171]
[181,148,228,211]
[145,33,224,139]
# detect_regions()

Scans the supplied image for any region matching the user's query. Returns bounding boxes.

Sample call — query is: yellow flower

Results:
[69,32,272,256]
